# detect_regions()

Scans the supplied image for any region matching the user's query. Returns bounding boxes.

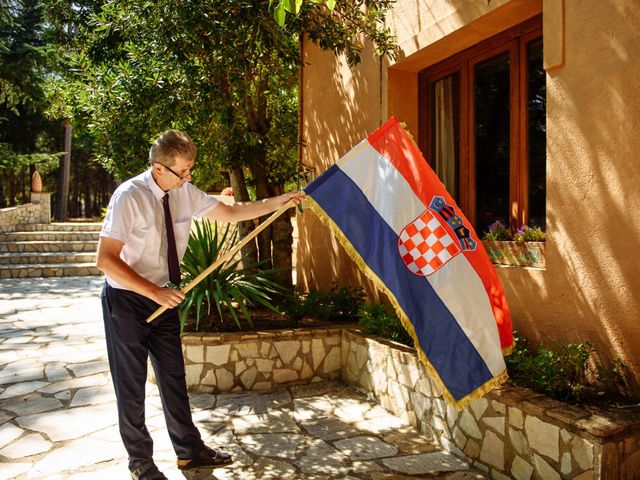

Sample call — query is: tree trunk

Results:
[70,159,79,218]
[250,159,294,292]
[251,162,273,270]
[8,179,17,207]
[83,179,92,218]
[272,213,294,290]
[54,120,72,221]
[229,167,258,269]
[20,166,27,204]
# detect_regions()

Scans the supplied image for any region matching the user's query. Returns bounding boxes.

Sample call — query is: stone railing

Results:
[0,192,51,232]
[342,328,640,480]
[169,325,640,478]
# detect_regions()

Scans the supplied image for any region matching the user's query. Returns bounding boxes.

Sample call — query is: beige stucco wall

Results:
[298,0,640,390]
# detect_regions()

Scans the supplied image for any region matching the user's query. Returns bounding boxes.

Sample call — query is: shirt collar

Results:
[144,168,167,201]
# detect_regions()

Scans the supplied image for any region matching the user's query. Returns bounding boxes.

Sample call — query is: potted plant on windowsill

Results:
[481,221,546,268]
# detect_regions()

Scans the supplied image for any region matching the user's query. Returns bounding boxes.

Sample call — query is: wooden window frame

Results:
[418,15,543,230]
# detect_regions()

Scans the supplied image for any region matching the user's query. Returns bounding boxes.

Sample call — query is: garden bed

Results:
[342,328,640,480]
[182,309,336,333]
[153,325,640,478]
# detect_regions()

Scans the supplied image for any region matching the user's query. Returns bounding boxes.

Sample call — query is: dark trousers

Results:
[101,282,203,469]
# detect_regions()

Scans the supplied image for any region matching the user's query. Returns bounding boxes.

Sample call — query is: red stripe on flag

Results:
[367,117,513,351]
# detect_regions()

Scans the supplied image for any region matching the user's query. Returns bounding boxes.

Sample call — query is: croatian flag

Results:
[304,117,513,407]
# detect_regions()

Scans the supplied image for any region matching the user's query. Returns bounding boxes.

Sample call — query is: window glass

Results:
[419,19,545,238]
[527,38,546,229]
[431,73,460,200]
[474,52,511,235]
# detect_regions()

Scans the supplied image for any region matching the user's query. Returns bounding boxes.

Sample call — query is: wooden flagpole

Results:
[146,199,296,323]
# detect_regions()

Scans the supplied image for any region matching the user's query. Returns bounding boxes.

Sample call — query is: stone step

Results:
[15,222,103,232]
[0,240,98,253]
[0,262,102,279]
[0,222,103,277]
[0,231,100,242]
[0,251,97,265]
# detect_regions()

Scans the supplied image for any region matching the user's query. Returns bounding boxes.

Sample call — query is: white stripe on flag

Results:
[338,141,425,233]
[339,142,505,376]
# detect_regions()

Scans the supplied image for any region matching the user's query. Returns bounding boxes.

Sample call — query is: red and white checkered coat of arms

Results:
[398,209,460,276]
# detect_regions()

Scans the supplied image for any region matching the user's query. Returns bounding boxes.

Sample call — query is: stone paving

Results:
[0,277,488,479]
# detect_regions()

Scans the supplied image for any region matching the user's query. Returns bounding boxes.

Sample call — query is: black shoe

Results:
[177,445,234,470]
[130,461,168,480]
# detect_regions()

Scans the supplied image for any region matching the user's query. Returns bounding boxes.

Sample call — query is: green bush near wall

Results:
[506,332,632,405]
[356,302,414,348]
[280,284,366,324]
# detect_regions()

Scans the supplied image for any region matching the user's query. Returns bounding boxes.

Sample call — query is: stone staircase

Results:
[0,222,103,279]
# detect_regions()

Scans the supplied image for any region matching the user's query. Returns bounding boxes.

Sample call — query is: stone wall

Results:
[342,328,640,480]
[178,326,343,394]
[0,192,51,232]
[172,325,640,478]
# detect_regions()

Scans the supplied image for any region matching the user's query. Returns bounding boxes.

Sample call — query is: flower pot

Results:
[482,240,545,268]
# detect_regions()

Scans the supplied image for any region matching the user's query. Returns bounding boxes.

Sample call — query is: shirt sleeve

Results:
[100,190,137,244]
[188,183,221,219]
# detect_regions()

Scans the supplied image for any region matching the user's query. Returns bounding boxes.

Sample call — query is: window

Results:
[419,16,546,236]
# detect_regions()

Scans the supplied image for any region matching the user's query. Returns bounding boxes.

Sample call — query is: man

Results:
[97,130,303,480]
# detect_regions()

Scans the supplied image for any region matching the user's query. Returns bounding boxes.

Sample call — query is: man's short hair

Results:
[149,130,197,166]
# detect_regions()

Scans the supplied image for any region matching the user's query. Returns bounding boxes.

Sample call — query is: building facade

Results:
[297,0,640,391]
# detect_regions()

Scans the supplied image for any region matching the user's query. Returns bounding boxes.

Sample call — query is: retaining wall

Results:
[0,192,51,232]
[171,326,640,478]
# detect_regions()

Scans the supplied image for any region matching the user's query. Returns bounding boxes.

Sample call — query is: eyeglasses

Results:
[161,163,196,180]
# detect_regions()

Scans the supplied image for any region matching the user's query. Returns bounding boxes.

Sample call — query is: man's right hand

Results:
[97,237,187,308]
[151,287,186,308]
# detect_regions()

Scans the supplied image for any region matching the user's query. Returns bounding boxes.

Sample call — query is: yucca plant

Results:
[179,219,284,333]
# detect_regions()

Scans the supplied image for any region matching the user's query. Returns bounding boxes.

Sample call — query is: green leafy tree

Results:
[0,0,61,206]
[48,0,397,288]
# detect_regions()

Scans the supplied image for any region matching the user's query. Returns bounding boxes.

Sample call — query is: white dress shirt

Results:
[100,169,220,289]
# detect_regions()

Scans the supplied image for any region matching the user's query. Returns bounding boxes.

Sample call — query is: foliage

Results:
[0,0,115,213]
[513,225,546,242]
[270,0,330,27]
[0,141,62,205]
[280,283,366,323]
[179,219,284,333]
[43,0,398,284]
[506,332,630,405]
[0,0,61,207]
[49,0,398,180]
[283,0,399,65]
[356,302,413,347]
[482,220,513,241]
[0,143,61,168]
[0,0,49,117]
[483,220,546,242]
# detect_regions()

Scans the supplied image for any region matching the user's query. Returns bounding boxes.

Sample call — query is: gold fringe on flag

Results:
[306,196,509,410]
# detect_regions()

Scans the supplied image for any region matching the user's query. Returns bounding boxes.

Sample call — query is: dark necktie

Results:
[162,194,181,286]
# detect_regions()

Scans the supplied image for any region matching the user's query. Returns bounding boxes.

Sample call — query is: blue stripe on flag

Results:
[306,165,494,399]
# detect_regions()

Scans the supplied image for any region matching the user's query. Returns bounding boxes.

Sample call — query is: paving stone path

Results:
[0,277,488,479]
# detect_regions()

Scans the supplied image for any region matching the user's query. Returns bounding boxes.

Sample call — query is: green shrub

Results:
[179,219,283,333]
[483,220,512,241]
[506,332,629,404]
[483,221,546,242]
[513,225,546,242]
[356,302,413,347]
[280,284,366,324]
